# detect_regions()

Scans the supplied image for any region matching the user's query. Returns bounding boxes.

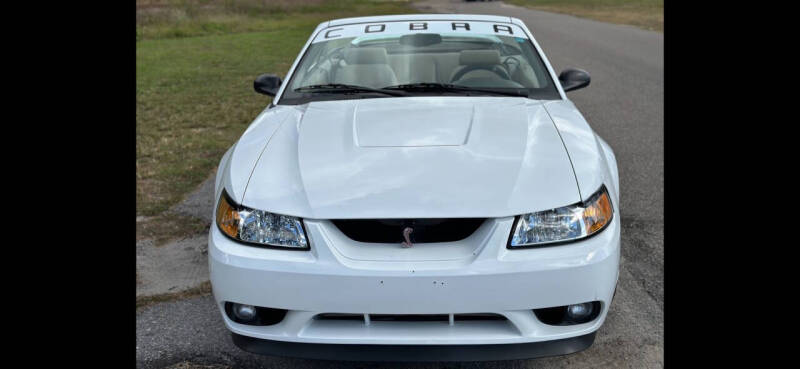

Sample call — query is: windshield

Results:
[279,21,561,104]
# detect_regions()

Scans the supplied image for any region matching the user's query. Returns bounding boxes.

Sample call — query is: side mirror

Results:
[558,68,590,92]
[254,74,282,96]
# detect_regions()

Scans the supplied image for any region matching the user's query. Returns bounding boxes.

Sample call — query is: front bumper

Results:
[232,331,597,361]
[209,215,619,350]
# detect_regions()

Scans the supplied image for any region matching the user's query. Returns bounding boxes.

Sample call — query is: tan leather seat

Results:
[449,50,509,83]
[334,48,398,88]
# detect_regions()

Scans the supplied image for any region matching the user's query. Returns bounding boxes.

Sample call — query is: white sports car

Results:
[210,14,620,361]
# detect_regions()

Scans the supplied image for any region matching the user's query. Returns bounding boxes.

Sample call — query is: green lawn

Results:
[136,0,417,217]
[506,0,663,32]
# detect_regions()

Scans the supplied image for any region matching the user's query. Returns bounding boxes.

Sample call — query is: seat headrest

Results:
[459,50,502,66]
[344,48,389,64]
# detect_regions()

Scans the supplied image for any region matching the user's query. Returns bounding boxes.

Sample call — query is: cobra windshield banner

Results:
[312,21,529,43]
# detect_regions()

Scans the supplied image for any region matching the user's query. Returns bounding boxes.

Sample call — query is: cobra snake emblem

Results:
[401,227,414,248]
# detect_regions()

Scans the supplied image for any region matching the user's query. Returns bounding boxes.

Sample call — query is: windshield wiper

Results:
[294,84,407,97]
[384,83,529,97]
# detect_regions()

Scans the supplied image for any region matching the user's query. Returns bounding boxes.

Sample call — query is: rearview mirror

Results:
[399,33,442,47]
[254,74,282,96]
[558,68,590,92]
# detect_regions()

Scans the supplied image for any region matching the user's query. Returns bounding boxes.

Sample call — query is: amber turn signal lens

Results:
[583,189,613,234]
[216,193,240,238]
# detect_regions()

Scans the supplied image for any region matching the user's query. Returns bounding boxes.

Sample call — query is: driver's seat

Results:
[449,50,510,84]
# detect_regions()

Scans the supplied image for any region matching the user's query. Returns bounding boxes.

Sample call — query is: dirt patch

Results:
[137,174,215,246]
[171,175,216,223]
[138,281,212,310]
[137,174,216,302]
[137,212,210,246]
[137,235,210,298]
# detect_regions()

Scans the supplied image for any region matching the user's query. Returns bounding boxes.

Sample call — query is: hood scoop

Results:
[242,97,581,219]
[354,101,474,147]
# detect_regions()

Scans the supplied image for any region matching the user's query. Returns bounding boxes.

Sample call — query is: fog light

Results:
[233,303,257,321]
[567,303,593,319]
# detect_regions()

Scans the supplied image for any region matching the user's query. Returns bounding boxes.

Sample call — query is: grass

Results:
[136,0,417,41]
[505,0,663,32]
[136,0,417,218]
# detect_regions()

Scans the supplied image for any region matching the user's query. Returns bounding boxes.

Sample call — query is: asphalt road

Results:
[137,1,663,367]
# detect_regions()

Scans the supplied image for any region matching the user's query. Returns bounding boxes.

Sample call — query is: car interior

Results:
[292,34,549,90]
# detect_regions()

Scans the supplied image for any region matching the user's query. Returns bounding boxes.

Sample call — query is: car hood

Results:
[238,96,580,219]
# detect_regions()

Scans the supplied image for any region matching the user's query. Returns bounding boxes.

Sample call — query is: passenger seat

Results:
[334,48,398,89]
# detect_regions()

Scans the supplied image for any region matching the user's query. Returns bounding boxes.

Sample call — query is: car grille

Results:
[331,218,485,243]
[316,313,507,324]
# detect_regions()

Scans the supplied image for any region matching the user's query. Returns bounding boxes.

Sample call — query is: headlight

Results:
[508,185,613,248]
[216,190,309,249]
